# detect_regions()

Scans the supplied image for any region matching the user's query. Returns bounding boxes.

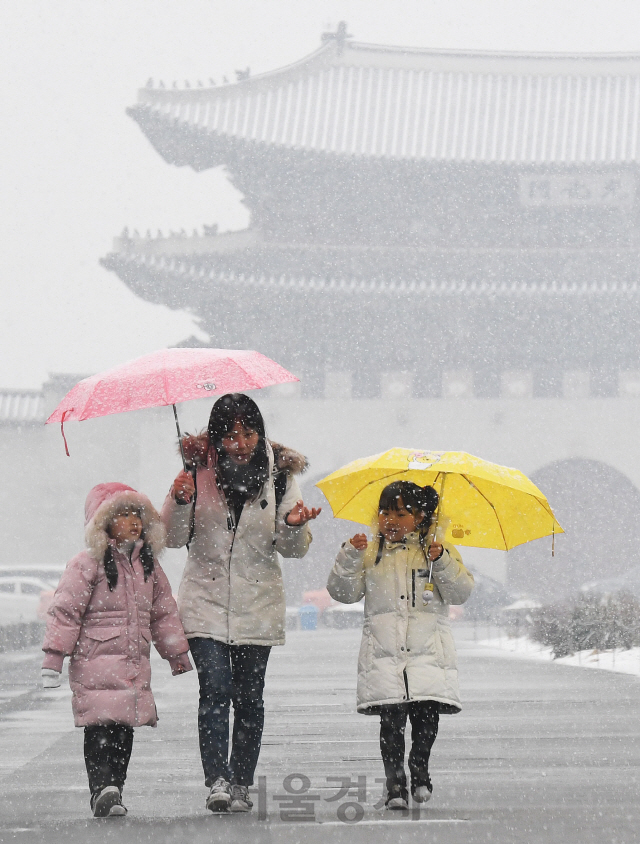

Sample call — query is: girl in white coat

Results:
[327,481,474,809]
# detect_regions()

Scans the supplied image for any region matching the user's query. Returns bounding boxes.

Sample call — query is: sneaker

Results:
[385,783,409,810]
[229,784,253,813]
[412,785,432,804]
[206,777,231,812]
[91,786,127,818]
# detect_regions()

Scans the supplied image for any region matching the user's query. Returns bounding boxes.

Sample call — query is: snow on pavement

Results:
[479,633,640,675]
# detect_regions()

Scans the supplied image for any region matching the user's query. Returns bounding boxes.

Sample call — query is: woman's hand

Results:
[173,471,195,504]
[428,543,444,561]
[285,501,322,526]
[350,533,368,551]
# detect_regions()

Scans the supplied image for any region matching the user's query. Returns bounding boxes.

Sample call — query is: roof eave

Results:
[137,39,338,106]
[138,37,640,110]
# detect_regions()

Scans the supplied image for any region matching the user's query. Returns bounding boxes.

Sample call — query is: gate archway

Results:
[508,458,640,598]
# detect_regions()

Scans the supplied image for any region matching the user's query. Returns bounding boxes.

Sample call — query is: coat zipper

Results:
[397,545,410,701]
[215,472,236,644]
[122,549,139,722]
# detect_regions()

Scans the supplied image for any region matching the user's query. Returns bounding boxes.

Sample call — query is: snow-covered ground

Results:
[480,632,640,676]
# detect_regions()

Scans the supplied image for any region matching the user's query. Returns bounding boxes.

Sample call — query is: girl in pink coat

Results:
[41,483,192,818]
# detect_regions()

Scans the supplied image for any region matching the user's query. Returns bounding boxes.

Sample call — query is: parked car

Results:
[0,577,57,625]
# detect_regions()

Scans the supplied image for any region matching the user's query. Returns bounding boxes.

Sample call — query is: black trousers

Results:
[189,637,271,787]
[379,701,439,790]
[84,724,134,799]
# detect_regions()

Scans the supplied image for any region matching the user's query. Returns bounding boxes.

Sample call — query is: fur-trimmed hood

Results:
[181,433,308,475]
[84,483,166,562]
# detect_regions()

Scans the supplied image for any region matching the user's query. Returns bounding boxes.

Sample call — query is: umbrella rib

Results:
[461,474,509,551]
[329,469,421,518]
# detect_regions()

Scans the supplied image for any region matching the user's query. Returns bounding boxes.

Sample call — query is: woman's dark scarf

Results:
[216,442,269,524]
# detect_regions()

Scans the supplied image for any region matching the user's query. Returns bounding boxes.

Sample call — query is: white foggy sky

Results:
[2,1,640,389]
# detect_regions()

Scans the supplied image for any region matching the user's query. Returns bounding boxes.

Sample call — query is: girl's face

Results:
[378,496,423,542]
[221,420,260,464]
[108,508,143,545]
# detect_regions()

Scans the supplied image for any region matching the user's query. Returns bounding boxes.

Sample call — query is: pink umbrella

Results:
[46,348,299,467]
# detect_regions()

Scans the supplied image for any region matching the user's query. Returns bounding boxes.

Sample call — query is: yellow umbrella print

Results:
[316,448,562,551]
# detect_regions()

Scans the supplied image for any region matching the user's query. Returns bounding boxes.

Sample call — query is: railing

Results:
[0,391,45,424]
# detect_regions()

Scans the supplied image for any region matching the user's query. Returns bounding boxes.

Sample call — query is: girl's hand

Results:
[428,543,444,561]
[42,669,61,689]
[169,653,193,675]
[285,501,322,526]
[173,471,195,503]
[350,533,368,551]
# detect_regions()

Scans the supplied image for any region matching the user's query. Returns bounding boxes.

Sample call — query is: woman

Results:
[161,393,320,814]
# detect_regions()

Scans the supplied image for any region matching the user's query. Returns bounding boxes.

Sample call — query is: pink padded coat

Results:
[42,483,191,727]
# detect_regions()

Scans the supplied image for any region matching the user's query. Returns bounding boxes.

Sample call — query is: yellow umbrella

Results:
[316,448,563,551]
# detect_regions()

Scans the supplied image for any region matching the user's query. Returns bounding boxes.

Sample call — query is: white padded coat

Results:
[327,534,474,714]
[162,441,311,646]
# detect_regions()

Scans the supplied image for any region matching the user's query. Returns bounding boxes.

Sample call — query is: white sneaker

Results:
[92,786,127,818]
[206,777,231,812]
[412,785,432,803]
[230,784,253,812]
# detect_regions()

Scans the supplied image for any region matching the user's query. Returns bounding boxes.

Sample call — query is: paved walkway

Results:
[0,625,639,843]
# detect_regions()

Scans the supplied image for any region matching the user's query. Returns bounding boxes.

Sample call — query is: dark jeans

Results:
[379,701,439,791]
[84,724,134,800]
[189,637,271,787]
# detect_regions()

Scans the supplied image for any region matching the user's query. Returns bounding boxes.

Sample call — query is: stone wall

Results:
[2,386,639,598]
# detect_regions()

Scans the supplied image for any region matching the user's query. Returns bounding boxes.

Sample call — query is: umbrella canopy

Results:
[316,448,563,551]
[46,348,298,424]
[45,348,299,464]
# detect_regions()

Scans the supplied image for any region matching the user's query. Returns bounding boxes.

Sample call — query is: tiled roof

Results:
[135,40,640,163]
[103,247,640,296]
[0,390,45,424]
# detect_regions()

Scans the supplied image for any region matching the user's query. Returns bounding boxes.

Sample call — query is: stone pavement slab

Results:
[0,626,639,843]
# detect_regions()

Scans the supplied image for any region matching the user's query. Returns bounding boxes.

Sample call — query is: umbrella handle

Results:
[172,404,187,472]
[427,473,447,582]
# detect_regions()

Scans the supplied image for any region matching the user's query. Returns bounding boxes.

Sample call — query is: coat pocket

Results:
[141,628,152,657]
[80,627,123,660]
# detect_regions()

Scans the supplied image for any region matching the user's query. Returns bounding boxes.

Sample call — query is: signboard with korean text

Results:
[520,174,636,208]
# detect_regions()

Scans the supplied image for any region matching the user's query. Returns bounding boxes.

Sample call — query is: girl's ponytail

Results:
[139,541,155,581]
[103,546,118,591]
[103,540,155,591]
[417,485,439,531]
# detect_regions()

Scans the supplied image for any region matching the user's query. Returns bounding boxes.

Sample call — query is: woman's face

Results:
[378,496,423,542]
[108,508,143,545]
[221,420,260,464]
